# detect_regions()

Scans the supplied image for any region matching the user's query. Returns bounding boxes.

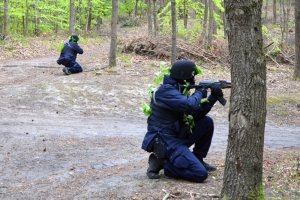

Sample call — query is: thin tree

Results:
[109,0,118,67]
[70,0,75,34]
[153,0,158,36]
[85,0,92,32]
[4,0,9,36]
[25,0,29,35]
[183,0,188,28]
[221,0,267,199]
[134,0,138,17]
[200,0,208,47]
[147,0,153,36]
[264,0,268,22]
[206,0,214,48]
[171,0,176,65]
[295,0,300,79]
[273,0,277,24]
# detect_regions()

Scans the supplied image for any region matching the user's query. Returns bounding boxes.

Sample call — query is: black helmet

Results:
[170,60,197,81]
[70,34,79,42]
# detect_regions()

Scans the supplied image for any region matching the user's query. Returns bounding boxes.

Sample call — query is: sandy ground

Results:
[0,29,300,199]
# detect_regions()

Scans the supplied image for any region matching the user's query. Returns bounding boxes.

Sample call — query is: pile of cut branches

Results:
[122,36,229,65]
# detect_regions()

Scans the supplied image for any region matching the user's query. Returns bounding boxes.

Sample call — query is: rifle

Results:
[180,80,231,106]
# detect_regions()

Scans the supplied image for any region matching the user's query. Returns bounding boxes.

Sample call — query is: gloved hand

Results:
[211,87,223,98]
[57,59,62,65]
[197,88,207,98]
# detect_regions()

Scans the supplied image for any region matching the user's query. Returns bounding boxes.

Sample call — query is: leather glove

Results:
[197,88,207,98]
[211,87,223,98]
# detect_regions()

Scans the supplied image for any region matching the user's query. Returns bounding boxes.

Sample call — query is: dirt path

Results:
[0,35,299,199]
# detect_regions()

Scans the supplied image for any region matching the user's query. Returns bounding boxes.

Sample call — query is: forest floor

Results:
[0,26,299,200]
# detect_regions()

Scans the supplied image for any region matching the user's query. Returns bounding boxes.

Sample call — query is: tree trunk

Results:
[109,0,118,67]
[201,0,208,46]
[70,0,75,34]
[97,16,102,35]
[221,0,267,199]
[147,0,153,36]
[134,0,138,17]
[153,0,158,36]
[25,0,29,35]
[264,0,269,22]
[273,0,277,24]
[85,0,92,32]
[4,0,9,36]
[183,0,188,29]
[171,0,177,65]
[207,0,214,48]
[295,0,300,78]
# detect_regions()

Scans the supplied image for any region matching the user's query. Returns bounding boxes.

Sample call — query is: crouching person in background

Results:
[57,35,83,75]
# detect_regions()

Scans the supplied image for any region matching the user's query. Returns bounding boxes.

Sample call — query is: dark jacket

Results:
[141,75,217,153]
[58,41,83,64]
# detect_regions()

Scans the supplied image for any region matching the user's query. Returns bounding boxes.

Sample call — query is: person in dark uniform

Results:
[57,35,83,75]
[141,60,224,182]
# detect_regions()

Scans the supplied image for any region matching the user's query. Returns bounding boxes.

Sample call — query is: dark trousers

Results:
[163,116,214,182]
[65,60,83,74]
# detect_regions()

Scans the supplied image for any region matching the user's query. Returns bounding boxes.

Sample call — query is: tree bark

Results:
[295,0,300,78]
[134,0,138,17]
[25,0,29,35]
[69,0,75,34]
[183,0,188,29]
[85,0,92,32]
[273,0,277,24]
[221,0,267,199]
[109,0,118,67]
[147,0,153,36]
[264,0,268,22]
[153,0,158,36]
[207,0,214,48]
[171,0,177,65]
[4,0,9,36]
[201,0,208,46]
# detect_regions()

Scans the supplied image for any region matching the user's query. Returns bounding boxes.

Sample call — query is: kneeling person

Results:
[57,35,83,75]
[142,60,223,183]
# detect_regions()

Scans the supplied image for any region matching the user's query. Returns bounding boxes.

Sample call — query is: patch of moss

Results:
[267,95,299,106]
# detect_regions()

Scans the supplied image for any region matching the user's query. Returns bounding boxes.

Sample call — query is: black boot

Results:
[199,159,217,171]
[146,153,164,179]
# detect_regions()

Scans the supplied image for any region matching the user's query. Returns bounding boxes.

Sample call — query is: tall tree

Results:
[25,0,29,35]
[171,0,176,65]
[295,0,300,79]
[221,0,267,199]
[147,0,152,36]
[70,0,75,34]
[152,0,158,36]
[109,0,118,67]
[264,0,269,21]
[200,0,208,47]
[4,0,9,36]
[85,0,92,32]
[273,0,277,24]
[207,0,214,48]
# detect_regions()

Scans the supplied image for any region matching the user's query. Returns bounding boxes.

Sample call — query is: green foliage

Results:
[158,0,224,42]
[212,0,224,12]
[176,21,201,42]
[1,0,111,36]
[119,0,135,16]
[262,25,269,37]
[140,62,204,134]
[141,102,152,117]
